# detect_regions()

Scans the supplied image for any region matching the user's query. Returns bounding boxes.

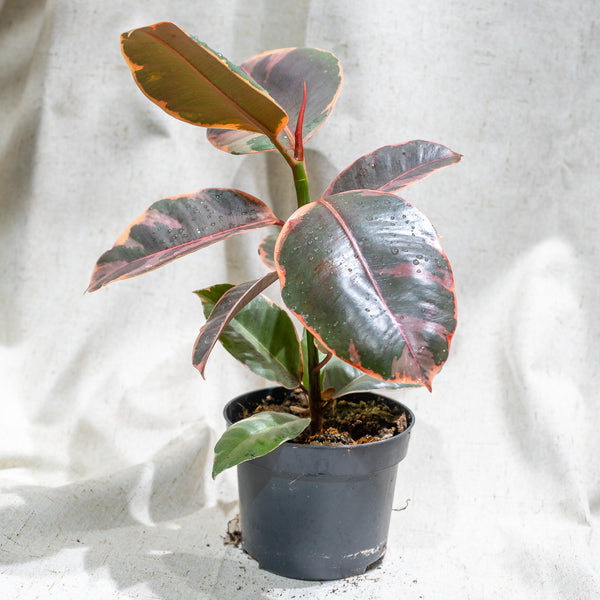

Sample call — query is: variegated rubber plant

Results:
[88,22,460,477]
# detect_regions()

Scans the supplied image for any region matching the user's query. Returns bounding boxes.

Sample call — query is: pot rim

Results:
[223,385,415,452]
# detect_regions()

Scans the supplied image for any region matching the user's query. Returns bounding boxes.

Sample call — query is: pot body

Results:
[223,387,414,580]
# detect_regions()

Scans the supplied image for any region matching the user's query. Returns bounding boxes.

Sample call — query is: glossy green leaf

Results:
[192,273,278,376]
[195,283,303,388]
[323,141,461,197]
[121,22,288,135]
[88,188,278,292]
[275,190,457,389]
[258,230,280,270]
[323,355,417,398]
[213,411,310,477]
[207,47,342,154]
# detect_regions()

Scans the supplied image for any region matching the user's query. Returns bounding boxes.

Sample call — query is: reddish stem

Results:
[314,352,332,372]
[294,82,307,161]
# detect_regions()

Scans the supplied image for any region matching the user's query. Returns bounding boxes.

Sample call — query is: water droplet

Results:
[391,247,399,255]
[413,259,420,265]
[417,254,423,260]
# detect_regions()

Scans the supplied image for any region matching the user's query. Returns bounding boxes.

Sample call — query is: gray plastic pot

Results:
[223,386,415,581]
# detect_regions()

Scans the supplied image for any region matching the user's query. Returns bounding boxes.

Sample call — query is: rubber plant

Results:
[88,22,460,478]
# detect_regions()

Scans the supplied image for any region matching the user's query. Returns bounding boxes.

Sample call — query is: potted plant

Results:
[88,21,460,580]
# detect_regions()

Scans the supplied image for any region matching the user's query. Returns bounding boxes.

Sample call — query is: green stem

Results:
[292,161,310,207]
[290,159,323,435]
[272,131,323,434]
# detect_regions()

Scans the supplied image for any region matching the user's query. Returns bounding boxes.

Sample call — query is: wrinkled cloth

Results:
[1,0,599,598]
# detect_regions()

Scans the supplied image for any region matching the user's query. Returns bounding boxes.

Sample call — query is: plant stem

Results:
[272,124,323,435]
[290,159,323,435]
[305,330,323,435]
[270,134,297,170]
[292,161,310,208]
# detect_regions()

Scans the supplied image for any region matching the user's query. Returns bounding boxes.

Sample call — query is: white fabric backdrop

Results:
[1,0,599,597]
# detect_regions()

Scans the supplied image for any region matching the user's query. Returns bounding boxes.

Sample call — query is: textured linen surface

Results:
[1,1,599,598]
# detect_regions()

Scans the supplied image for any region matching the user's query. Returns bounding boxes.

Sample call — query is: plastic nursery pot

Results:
[223,386,415,581]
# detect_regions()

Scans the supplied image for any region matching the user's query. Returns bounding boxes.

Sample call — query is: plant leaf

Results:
[323,355,417,397]
[88,188,278,292]
[207,47,342,154]
[195,283,303,388]
[258,230,281,270]
[323,141,461,197]
[275,190,457,389]
[193,273,278,376]
[213,411,310,478]
[121,22,288,136]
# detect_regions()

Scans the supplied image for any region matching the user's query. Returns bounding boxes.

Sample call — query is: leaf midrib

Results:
[93,216,276,289]
[227,302,300,384]
[319,196,427,383]
[144,27,286,138]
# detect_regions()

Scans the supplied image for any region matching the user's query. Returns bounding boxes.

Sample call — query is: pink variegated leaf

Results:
[193,273,279,377]
[275,190,457,390]
[194,280,302,388]
[207,47,342,155]
[258,230,281,270]
[121,22,288,136]
[88,188,278,292]
[323,141,461,197]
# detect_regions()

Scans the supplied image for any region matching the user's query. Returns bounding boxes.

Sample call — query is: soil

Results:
[242,388,409,446]
[225,516,242,547]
